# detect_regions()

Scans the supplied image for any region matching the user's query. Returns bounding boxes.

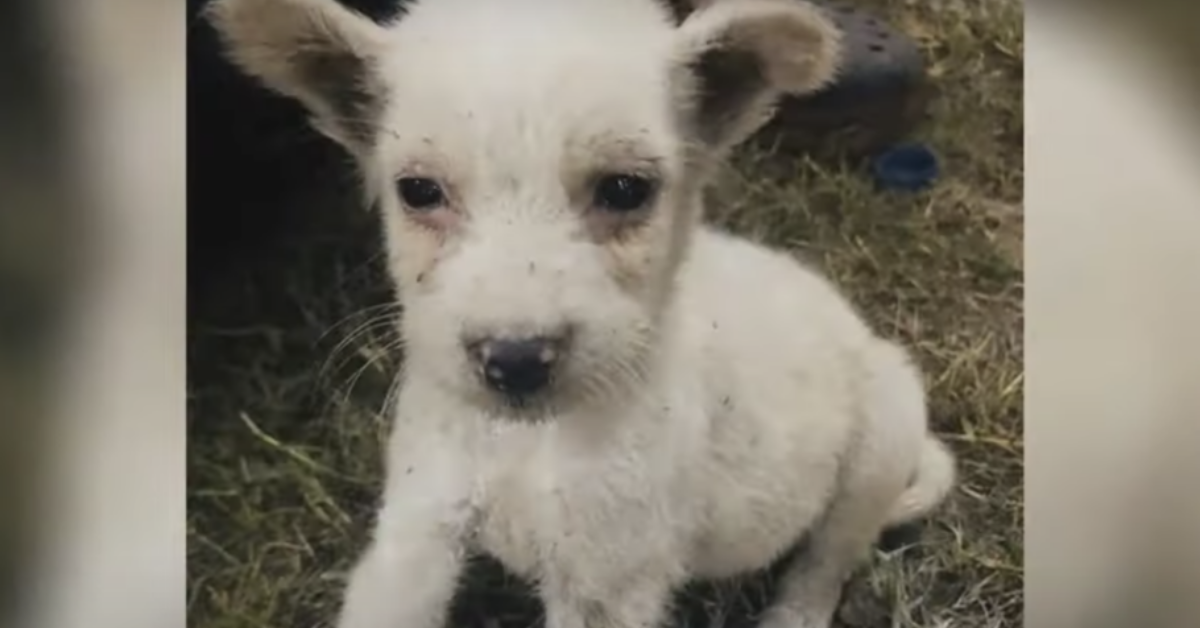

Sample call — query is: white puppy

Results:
[207,1,956,627]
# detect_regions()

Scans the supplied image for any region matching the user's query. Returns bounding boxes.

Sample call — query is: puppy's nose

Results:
[471,336,561,397]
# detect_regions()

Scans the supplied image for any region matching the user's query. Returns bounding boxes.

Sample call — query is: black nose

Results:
[473,337,561,397]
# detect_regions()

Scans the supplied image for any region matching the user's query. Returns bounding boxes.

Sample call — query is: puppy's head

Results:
[208,0,839,419]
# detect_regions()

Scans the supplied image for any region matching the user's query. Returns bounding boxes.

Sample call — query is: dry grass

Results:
[187,1,1023,626]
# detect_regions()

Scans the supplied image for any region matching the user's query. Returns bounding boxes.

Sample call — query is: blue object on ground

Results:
[871,144,940,192]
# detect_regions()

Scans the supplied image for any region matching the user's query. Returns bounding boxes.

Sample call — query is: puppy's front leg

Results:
[336,425,476,628]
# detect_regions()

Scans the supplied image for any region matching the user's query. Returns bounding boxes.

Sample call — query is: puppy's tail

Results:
[886,435,956,526]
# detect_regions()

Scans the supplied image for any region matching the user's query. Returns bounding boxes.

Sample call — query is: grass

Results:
[187,1,1024,626]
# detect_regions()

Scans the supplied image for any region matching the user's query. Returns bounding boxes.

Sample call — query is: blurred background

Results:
[1,0,184,627]
[0,0,80,618]
[1,1,1200,627]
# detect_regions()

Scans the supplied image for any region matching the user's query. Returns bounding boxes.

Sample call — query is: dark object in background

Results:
[756,0,930,159]
[871,143,940,192]
[187,0,405,296]
[877,520,925,552]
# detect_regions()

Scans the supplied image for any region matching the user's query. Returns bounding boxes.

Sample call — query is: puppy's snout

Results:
[468,335,565,397]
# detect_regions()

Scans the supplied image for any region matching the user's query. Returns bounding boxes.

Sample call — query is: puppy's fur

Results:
[207,1,956,627]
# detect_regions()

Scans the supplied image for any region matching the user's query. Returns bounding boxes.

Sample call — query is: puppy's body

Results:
[346,226,952,628]
[208,0,955,626]
[454,227,917,580]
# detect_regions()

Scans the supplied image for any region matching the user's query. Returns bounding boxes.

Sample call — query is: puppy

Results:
[207,1,956,626]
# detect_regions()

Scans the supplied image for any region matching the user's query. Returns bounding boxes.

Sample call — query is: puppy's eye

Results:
[593,174,655,212]
[396,177,445,211]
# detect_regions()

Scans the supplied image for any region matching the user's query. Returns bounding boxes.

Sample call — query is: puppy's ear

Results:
[671,0,841,151]
[205,0,389,152]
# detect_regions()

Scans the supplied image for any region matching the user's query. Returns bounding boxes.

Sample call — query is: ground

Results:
[187,1,1023,626]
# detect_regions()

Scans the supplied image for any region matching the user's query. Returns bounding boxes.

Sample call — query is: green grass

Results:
[187,1,1023,626]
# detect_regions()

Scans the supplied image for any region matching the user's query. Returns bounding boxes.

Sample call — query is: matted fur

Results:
[208,1,953,627]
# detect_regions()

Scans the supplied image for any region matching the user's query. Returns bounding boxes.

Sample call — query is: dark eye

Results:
[396,177,445,211]
[593,174,655,212]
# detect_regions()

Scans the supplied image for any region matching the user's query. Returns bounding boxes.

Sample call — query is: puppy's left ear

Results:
[671,0,841,151]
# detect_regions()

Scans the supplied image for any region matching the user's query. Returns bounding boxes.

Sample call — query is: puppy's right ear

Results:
[205,0,389,152]
[671,0,841,152]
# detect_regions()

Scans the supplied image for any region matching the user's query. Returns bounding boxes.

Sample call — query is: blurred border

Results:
[0,0,78,620]
[1026,3,1200,627]
[8,1,185,628]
